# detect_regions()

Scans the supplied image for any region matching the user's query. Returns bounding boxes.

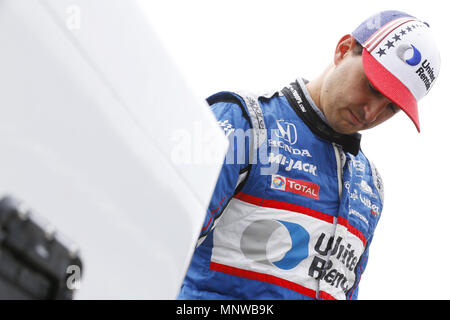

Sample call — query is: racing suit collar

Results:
[297,78,330,125]
[281,79,361,156]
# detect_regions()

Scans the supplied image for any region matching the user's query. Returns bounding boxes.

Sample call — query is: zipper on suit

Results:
[315,143,345,299]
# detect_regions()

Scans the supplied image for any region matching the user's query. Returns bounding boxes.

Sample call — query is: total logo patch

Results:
[271,174,320,200]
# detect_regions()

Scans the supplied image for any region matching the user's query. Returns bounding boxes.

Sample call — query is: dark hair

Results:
[352,41,363,55]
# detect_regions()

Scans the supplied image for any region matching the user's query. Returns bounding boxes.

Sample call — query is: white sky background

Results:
[137,0,449,299]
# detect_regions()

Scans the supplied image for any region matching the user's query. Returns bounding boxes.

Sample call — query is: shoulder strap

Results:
[206,90,270,195]
[206,90,268,151]
[235,91,267,150]
[369,161,384,205]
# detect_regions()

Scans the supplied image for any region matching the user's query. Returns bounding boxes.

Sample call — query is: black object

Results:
[0,196,83,299]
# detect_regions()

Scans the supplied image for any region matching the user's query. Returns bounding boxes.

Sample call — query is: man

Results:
[178,10,440,300]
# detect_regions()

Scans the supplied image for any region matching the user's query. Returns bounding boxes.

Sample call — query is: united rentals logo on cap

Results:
[352,10,441,132]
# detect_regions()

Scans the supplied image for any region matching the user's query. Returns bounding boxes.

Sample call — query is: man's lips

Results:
[348,109,364,127]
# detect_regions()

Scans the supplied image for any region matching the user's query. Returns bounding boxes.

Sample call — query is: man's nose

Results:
[363,98,390,124]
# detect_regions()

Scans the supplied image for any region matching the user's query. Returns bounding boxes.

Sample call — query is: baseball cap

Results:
[352,10,440,132]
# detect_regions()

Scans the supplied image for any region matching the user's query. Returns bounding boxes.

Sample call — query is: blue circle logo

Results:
[397,44,422,66]
[240,220,309,270]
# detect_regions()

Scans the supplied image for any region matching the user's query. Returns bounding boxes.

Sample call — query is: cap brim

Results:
[362,49,420,132]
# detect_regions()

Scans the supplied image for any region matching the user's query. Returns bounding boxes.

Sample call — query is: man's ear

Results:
[334,34,357,65]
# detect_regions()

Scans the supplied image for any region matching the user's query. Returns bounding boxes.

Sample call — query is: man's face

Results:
[319,38,400,135]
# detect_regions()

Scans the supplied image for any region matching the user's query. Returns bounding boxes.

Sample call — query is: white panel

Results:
[0,0,228,299]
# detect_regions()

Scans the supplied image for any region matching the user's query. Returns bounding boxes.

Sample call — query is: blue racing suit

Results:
[178,78,385,300]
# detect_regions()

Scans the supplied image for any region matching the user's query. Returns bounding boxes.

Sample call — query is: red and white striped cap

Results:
[352,11,440,132]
